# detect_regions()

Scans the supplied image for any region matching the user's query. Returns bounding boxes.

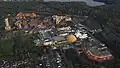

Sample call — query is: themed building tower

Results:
[4,18,11,31]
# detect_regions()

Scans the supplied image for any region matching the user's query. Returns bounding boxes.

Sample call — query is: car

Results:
[58,65,61,68]
[46,62,51,67]
[56,60,61,63]
[44,39,50,42]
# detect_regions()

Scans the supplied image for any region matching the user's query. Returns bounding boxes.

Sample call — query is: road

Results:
[48,47,58,68]
[47,47,71,68]
[59,47,74,68]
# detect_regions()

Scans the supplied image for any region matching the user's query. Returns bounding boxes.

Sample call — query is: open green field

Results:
[0,39,13,59]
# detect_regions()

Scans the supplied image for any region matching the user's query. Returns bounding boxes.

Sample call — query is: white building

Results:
[57,26,71,31]
[59,33,68,36]
[75,30,88,39]
[44,41,53,45]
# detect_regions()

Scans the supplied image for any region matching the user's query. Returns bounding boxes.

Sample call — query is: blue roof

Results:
[71,45,76,49]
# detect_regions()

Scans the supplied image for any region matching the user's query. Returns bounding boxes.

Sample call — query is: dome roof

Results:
[25,13,31,17]
[16,12,23,17]
[67,34,77,43]
[32,12,37,17]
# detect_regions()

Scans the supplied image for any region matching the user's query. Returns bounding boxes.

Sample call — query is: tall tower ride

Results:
[4,18,11,31]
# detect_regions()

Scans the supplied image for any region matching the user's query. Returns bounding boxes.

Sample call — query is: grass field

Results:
[0,39,13,58]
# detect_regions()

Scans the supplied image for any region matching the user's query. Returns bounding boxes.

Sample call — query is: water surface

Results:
[44,0,105,6]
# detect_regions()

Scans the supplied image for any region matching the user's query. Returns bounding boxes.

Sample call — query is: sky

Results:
[44,0,105,6]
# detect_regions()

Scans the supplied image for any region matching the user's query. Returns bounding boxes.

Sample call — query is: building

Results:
[4,18,11,31]
[57,26,71,31]
[75,30,88,39]
[52,36,65,42]
[43,41,53,46]
[52,15,72,25]
[74,24,114,62]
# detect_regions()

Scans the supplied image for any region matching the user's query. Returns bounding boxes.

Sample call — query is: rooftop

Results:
[86,38,111,57]
[52,36,65,41]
